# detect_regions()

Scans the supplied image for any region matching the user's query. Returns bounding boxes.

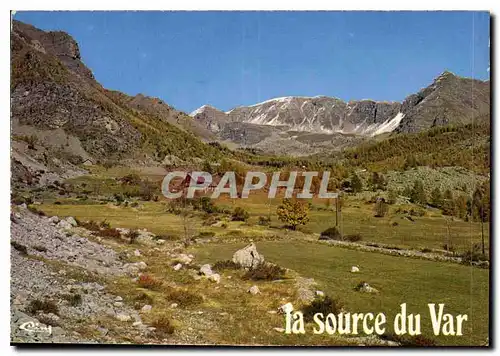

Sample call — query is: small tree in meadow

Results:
[373,198,389,217]
[410,180,426,205]
[276,198,309,230]
[350,173,363,193]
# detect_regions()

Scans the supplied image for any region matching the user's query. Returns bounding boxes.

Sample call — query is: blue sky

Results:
[14,11,490,113]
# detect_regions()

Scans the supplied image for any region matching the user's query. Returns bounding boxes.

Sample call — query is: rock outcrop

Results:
[232,243,265,269]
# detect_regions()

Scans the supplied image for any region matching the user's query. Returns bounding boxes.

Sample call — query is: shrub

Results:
[197,231,215,238]
[137,274,163,290]
[126,230,140,244]
[139,182,156,201]
[462,244,487,264]
[37,313,60,326]
[410,180,427,205]
[302,296,343,322]
[387,189,398,204]
[193,197,218,214]
[114,193,125,204]
[99,220,111,229]
[350,173,363,193]
[258,216,271,226]
[373,199,388,218]
[120,173,142,185]
[232,207,249,222]
[32,245,48,252]
[97,227,122,240]
[421,248,432,253]
[27,299,59,315]
[134,292,154,306]
[202,215,220,226]
[80,220,100,231]
[165,289,203,306]
[27,205,46,216]
[409,208,425,217]
[243,263,286,281]
[319,227,342,241]
[442,244,455,252]
[212,260,241,271]
[344,234,362,242]
[276,198,309,230]
[11,241,28,255]
[61,293,82,306]
[151,315,175,337]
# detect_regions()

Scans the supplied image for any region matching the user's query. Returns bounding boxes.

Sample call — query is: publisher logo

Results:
[19,321,52,335]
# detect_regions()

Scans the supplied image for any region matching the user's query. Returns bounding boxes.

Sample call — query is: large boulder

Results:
[232,243,264,269]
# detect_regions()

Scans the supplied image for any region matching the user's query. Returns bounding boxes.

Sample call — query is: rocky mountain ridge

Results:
[191,72,490,139]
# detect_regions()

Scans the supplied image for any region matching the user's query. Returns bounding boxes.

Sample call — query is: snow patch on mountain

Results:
[190,105,217,117]
[370,112,405,136]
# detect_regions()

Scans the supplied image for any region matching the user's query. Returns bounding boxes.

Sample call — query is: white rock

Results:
[132,321,142,327]
[134,249,141,257]
[273,327,285,333]
[208,273,221,283]
[199,264,213,276]
[115,313,131,322]
[115,296,123,302]
[156,239,166,245]
[136,262,148,270]
[170,303,178,309]
[232,243,264,269]
[358,282,379,294]
[351,266,360,273]
[248,285,260,295]
[66,216,78,227]
[316,290,325,297]
[114,302,123,307]
[173,263,182,271]
[141,305,152,313]
[279,302,294,314]
[49,216,60,224]
[176,254,192,264]
[57,220,72,230]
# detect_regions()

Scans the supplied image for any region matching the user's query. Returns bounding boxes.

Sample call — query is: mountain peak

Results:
[189,104,223,117]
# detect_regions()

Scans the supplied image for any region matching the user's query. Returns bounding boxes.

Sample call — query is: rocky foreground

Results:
[10,206,158,343]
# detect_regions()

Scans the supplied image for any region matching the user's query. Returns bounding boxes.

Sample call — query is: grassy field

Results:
[191,240,489,346]
[37,188,489,254]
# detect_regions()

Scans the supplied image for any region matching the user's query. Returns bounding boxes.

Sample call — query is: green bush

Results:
[212,260,241,271]
[242,263,286,281]
[302,296,343,322]
[27,299,59,315]
[344,234,362,242]
[11,241,28,255]
[319,227,342,240]
[232,207,249,221]
[258,216,271,226]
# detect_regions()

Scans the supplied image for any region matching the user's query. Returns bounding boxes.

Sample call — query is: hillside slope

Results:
[10,20,229,184]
